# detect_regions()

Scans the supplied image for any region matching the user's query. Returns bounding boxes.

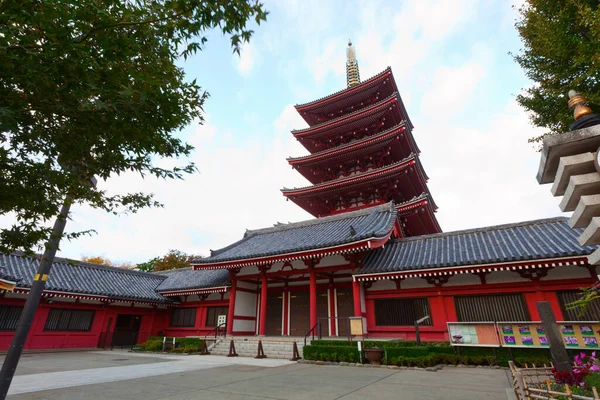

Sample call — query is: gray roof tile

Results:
[358,217,597,274]
[194,202,398,264]
[0,253,168,302]
[155,268,230,292]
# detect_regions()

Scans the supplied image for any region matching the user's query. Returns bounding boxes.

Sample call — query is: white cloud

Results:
[234,42,258,75]
[59,107,311,265]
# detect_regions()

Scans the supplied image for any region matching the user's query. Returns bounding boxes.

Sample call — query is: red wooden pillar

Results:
[226,277,237,336]
[352,279,362,317]
[259,266,270,336]
[329,287,337,336]
[283,287,289,336]
[309,267,317,329]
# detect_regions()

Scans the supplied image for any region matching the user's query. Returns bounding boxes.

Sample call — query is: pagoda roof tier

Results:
[282,156,433,217]
[192,202,397,269]
[288,123,421,184]
[295,67,413,130]
[396,193,442,235]
[292,94,419,154]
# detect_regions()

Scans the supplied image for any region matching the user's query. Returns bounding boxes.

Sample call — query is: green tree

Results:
[0,0,268,253]
[136,257,159,273]
[513,0,600,144]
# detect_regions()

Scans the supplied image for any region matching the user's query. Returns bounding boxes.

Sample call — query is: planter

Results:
[364,348,385,366]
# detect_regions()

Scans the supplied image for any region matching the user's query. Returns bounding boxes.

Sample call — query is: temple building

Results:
[0,42,599,351]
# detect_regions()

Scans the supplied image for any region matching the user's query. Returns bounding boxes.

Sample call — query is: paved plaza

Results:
[3,351,515,399]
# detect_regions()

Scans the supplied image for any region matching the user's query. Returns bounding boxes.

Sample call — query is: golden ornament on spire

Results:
[568,90,593,121]
[346,40,360,88]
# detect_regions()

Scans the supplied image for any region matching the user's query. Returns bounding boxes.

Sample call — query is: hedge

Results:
[303,342,555,367]
[302,345,360,363]
[309,340,451,348]
[136,337,204,353]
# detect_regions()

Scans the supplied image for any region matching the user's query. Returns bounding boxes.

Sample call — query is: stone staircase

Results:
[208,338,305,359]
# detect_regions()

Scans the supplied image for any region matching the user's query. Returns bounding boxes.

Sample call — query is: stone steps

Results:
[208,339,304,359]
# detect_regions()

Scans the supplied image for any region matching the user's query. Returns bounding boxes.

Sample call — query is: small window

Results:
[170,308,196,327]
[374,298,432,326]
[44,308,95,332]
[205,306,229,327]
[0,306,23,331]
[558,291,600,321]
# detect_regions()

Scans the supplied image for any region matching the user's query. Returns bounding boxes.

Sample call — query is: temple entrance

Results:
[111,314,142,347]
[317,290,329,336]
[265,293,283,336]
[336,288,354,337]
[289,291,309,335]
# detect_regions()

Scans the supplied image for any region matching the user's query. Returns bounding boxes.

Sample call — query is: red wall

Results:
[162,299,229,338]
[363,277,595,341]
[0,297,169,350]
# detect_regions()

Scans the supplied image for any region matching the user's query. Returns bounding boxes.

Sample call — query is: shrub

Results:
[138,339,163,352]
[302,345,359,362]
[175,338,203,348]
[183,346,202,354]
[171,347,186,353]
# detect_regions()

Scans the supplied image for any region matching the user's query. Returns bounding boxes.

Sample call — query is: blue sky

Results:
[54,0,564,264]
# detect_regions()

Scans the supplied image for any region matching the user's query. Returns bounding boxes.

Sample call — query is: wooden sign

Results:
[349,317,364,336]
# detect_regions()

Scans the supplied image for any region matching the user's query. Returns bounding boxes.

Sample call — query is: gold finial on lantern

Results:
[568,90,593,121]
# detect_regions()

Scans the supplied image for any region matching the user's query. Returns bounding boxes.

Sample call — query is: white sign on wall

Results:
[217,315,227,327]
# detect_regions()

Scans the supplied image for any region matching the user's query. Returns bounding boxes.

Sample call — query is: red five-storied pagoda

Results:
[282,41,441,237]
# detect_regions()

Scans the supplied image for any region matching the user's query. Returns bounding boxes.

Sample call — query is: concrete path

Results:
[5,351,294,396]
[5,351,514,399]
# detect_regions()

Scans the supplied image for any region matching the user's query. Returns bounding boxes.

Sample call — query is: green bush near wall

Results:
[302,345,360,363]
[304,340,555,367]
[136,337,204,353]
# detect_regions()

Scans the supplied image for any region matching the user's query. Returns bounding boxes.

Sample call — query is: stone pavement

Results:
[4,351,515,399]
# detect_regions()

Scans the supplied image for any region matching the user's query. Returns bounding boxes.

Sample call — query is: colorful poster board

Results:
[498,323,548,348]
[447,322,500,347]
[497,322,600,350]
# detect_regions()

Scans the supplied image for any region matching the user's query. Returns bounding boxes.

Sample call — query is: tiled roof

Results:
[193,202,398,265]
[295,68,391,109]
[358,217,598,274]
[155,268,230,292]
[0,253,168,302]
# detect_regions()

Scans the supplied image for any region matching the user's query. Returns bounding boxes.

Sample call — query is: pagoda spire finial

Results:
[346,40,361,88]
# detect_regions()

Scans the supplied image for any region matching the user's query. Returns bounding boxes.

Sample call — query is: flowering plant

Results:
[552,352,599,386]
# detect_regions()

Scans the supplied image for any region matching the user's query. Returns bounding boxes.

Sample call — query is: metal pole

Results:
[0,196,72,399]
[415,322,421,346]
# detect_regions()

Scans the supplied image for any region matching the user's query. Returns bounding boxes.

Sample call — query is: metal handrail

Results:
[204,323,226,339]
[304,321,321,346]
[317,317,351,342]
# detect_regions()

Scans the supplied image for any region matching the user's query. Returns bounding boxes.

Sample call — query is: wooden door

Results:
[265,293,283,336]
[317,290,329,337]
[336,288,354,337]
[289,291,309,336]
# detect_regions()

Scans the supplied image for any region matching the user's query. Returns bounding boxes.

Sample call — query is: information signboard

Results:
[349,317,364,336]
[447,322,499,347]
[497,321,600,349]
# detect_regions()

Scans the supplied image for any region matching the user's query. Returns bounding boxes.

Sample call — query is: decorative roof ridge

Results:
[291,92,400,135]
[388,216,572,243]
[244,201,395,237]
[287,122,406,163]
[295,67,392,109]
[152,267,195,275]
[8,251,166,280]
[396,192,429,206]
[281,154,416,192]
